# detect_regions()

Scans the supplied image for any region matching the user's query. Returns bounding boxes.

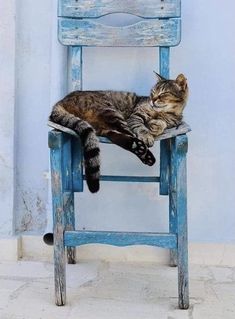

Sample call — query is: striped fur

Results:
[127,73,188,147]
[50,104,100,193]
[49,73,188,192]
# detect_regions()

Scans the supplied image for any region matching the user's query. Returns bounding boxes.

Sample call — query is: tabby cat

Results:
[50,72,188,193]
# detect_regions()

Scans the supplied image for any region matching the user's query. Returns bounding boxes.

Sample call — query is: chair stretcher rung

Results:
[64,231,177,249]
[83,175,160,183]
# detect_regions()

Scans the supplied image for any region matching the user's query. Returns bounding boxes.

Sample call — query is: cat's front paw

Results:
[148,120,166,137]
[137,133,155,147]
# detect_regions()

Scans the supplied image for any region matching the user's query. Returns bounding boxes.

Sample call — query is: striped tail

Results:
[50,103,100,193]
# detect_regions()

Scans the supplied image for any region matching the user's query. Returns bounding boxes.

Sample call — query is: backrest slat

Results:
[68,46,82,91]
[59,0,181,19]
[159,47,170,79]
[59,18,181,47]
[159,47,170,195]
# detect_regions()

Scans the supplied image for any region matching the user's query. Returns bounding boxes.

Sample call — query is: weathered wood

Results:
[159,46,170,78]
[89,175,160,183]
[60,135,76,264]
[68,46,82,92]
[58,0,181,19]
[71,137,83,192]
[48,121,191,142]
[171,135,189,309]
[49,131,66,306]
[169,137,177,266]
[159,47,171,195]
[64,231,177,249]
[62,135,72,191]
[67,45,82,261]
[51,0,189,309]
[63,192,76,264]
[58,18,181,47]
[160,139,171,195]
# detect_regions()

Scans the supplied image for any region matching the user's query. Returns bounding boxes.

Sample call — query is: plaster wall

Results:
[0,0,234,243]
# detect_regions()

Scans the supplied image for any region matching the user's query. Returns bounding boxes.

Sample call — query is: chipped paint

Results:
[52,171,61,193]
[59,18,181,47]
[59,0,181,18]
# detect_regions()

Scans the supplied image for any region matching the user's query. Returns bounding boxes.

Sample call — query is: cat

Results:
[49,72,188,193]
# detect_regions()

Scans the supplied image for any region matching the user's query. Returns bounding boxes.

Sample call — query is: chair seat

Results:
[48,120,191,143]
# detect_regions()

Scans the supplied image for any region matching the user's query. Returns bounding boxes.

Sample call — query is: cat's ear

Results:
[153,71,166,81]
[176,74,187,90]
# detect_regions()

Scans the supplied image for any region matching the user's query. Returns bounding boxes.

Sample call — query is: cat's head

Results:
[150,72,188,115]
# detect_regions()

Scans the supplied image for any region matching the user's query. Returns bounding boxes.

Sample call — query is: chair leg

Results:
[64,192,76,264]
[169,138,178,267]
[62,136,76,264]
[160,139,170,195]
[171,135,189,309]
[49,131,66,306]
[169,201,178,266]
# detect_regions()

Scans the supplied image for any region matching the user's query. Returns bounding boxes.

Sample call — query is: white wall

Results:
[0,0,234,243]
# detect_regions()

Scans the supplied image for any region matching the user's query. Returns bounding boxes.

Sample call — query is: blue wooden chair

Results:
[48,0,190,309]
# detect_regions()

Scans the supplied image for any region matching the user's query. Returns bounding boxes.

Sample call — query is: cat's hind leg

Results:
[101,130,155,166]
[99,108,134,137]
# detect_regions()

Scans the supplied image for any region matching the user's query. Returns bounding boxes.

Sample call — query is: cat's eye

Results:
[157,93,168,99]
[159,92,171,97]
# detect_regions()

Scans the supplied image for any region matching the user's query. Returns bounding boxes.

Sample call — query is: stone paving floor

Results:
[0,260,234,319]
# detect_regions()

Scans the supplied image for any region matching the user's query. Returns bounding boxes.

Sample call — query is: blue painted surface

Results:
[159,47,171,196]
[61,135,72,191]
[61,135,76,263]
[93,175,160,183]
[62,2,181,191]
[64,230,177,248]
[170,135,189,309]
[68,46,84,192]
[59,0,181,19]
[71,137,83,192]
[159,47,170,78]
[59,18,181,47]
[49,130,66,305]
[50,0,189,307]
[68,46,82,92]
[63,192,76,264]
[169,137,177,266]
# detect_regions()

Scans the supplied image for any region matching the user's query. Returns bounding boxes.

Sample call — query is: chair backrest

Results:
[57,0,182,194]
[58,0,181,91]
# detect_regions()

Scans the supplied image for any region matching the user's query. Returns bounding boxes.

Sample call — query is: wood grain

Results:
[58,0,181,18]
[71,137,83,192]
[58,18,181,47]
[49,131,66,306]
[170,135,189,309]
[159,47,170,196]
[48,120,191,142]
[68,46,82,92]
[64,230,177,249]
[63,192,76,264]
[50,0,190,309]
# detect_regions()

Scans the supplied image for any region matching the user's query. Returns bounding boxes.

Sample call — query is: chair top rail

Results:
[48,121,191,143]
[58,18,181,47]
[59,0,181,19]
